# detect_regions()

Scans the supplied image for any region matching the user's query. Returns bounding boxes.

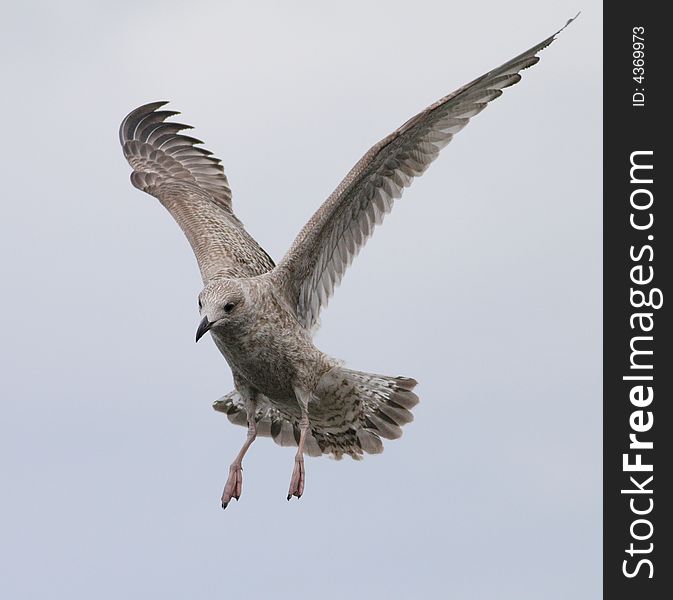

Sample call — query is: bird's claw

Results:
[286,456,305,501]
[221,464,243,509]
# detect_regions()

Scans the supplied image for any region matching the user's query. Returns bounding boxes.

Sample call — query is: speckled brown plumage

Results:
[119,18,574,507]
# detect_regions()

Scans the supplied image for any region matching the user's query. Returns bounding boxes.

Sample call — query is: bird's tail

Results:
[213,368,419,460]
[318,368,419,458]
[301,367,419,459]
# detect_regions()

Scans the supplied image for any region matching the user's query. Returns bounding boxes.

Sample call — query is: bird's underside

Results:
[213,368,420,460]
[119,17,575,507]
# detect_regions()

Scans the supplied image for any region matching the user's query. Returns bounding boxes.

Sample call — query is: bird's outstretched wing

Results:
[120,102,274,283]
[272,18,576,329]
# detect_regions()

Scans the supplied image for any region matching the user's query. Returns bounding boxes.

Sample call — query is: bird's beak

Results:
[195,316,212,342]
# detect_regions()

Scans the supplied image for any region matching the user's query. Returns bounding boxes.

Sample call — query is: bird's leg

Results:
[287,391,310,501]
[221,397,257,509]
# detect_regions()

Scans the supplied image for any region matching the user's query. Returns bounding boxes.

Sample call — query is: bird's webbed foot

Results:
[287,455,305,500]
[221,463,243,509]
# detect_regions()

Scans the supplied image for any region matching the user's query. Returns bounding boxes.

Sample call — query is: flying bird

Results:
[119,18,575,508]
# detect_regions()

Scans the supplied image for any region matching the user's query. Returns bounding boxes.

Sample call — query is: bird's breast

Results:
[210,324,318,400]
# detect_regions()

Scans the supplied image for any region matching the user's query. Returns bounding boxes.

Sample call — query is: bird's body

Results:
[209,277,325,403]
[200,277,417,460]
[118,17,575,507]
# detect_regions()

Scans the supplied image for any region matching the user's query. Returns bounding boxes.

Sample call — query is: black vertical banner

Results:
[604,4,672,599]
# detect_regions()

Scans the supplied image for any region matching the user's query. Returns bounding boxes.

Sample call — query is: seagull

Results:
[119,18,575,508]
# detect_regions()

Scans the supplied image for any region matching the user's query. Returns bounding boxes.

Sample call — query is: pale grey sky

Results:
[0,1,601,598]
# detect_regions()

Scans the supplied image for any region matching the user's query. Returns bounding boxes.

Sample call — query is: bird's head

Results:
[195,279,248,342]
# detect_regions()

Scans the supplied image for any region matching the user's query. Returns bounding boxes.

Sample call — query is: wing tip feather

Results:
[119,100,172,144]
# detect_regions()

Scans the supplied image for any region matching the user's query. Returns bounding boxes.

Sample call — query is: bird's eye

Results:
[224,303,235,313]
[198,298,202,310]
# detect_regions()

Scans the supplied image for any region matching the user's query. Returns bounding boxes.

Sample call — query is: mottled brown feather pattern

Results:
[273,20,574,329]
[119,19,573,462]
[120,102,274,283]
[213,371,419,460]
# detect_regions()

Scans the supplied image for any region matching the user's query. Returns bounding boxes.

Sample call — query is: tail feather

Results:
[213,369,419,460]
[213,391,323,457]
[343,371,418,443]
[356,429,385,454]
